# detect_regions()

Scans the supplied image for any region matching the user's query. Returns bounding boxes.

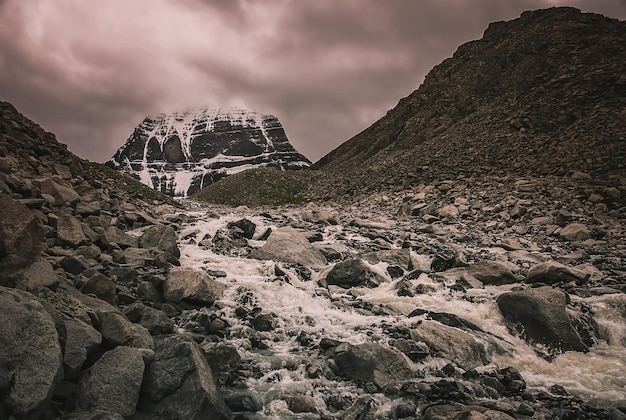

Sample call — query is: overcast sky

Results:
[1,0,625,163]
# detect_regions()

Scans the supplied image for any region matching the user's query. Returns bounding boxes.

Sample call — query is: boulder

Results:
[467,260,518,285]
[226,218,257,239]
[78,346,146,417]
[422,403,515,420]
[140,224,180,264]
[496,286,590,353]
[164,269,226,306]
[410,320,488,369]
[139,335,231,420]
[0,286,63,418]
[249,227,327,269]
[17,259,59,291]
[325,258,386,289]
[63,319,102,379]
[80,272,116,305]
[361,249,413,270]
[33,177,81,206]
[102,226,138,249]
[559,223,591,241]
[300,202,339,225]
[123,302,174,335]
[526,261,588,285]
[438,205,459,221]
[0,193,43,274]
[334,342,414,389]
[57,213,88,247]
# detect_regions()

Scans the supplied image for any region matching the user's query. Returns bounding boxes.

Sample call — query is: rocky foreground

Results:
[2,97,625,420]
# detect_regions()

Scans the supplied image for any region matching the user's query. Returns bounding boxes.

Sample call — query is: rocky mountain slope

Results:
[107,108,310,197]
[312,7,626,199]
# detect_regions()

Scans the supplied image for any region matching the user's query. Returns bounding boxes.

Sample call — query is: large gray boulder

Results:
[249,227,327,269]
[496,286,590,353]
[525,260,588,285]
[0,286,63,418]
[0,193,43,275]
[63,319,102,380]
[410,320,488,369]
[467,260,518,285]
[140,224,180,265]
[17,259,59,291]
[325,258,387,289]
[139,335,231,420]
[78,346,146,417]
[334,342,414,389]
[33,177,81,206]
[164,269,226,306]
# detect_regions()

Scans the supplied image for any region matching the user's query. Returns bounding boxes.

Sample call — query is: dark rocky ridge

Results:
[312,7,626,199]
[107,108,311,197]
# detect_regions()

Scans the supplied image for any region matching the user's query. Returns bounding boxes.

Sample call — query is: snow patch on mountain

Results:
[107,107,310,197]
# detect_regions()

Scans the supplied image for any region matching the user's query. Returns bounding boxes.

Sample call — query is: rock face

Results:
[106,108,311,197]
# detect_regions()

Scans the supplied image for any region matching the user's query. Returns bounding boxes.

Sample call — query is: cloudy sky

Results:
[1,0,625,163]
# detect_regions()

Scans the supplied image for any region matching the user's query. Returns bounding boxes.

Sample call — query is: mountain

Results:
[106,107,311,197]
[312,7,626,198]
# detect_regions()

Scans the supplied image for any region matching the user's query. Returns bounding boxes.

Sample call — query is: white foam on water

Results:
[175,208,626,414]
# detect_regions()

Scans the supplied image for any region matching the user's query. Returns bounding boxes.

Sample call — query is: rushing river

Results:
[171,206,626,417]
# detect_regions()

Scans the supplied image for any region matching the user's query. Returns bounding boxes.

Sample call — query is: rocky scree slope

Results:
[107,107,311,198]
[312,7,626,199]
[0,101,233,419]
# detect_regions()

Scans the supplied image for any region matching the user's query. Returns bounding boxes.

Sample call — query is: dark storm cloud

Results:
[0,0,625,163]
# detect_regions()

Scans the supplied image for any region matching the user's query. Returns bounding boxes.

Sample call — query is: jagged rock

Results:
[57,213,88,248]
[140,224,180,264]
[301,202,339,225]
[63,319,102,380]
[226,218,257,239]
[438,205,459,221]
[80,272,116,305]
[123,302,174,335]
[102,226,138,249]
[334,342,414,389]
[60,255,90,275]
[33,177,81,206]
[410,320,488,369]
[325,258,386,289]
[0,286,63,418]
[467,260,518,285]
[61,411,125,420]
[200,342,242,386]
[164,269,226,306]
[559,223,591,241]
[526,260,588,285]
[248,227,327,269]
[17,259,59,291]
[496,286,590,353]
[139,335,231,419]
[78,346,145,416]
[106,108,310,197]
[361,249,412,270]
[349,218,394,230]
[0,193,43,274]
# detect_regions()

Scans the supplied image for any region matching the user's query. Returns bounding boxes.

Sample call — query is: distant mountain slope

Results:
[107,108,310,197]
[313,7,626,197]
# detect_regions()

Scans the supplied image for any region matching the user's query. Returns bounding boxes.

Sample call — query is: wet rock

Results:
[422,403,515,419]
[139,334,231,420]
[325,258,386,289]
[334,342,414,389]
[123,302,174,335]
[249,227,327,269]
[526,260,588,285]
[410,320,488,369]
[251,310,276,331]
[361,248,412,270]
[559,223,591,241]
[223,391,262,412]
[392,338,430,361]
[467,260,518,285]
[226,218,257,239]
[77,346,145,416]
[0,286,63,418]
[63,319,102,380]
[287,395,318,413]
[140,224,180,265]
[497,286,590,353]
[200,342,242,386]
[164,269,226,306]
[0,193,43,274]
[301,202,339,225]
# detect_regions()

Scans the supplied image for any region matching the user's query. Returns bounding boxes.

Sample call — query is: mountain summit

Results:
[107,108,310,197]
[313,7,626,197]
